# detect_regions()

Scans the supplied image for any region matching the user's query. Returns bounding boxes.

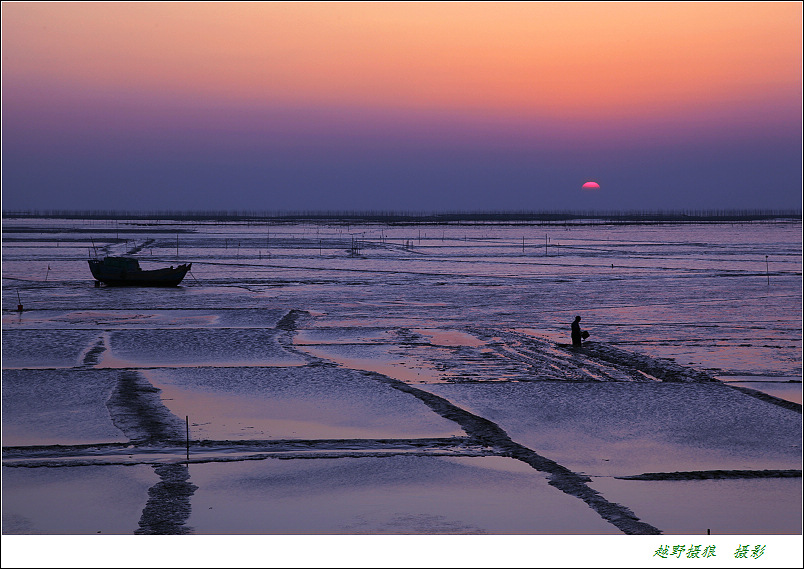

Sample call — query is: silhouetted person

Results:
[571,315,583,347]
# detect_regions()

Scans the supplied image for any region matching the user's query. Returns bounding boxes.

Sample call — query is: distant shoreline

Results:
[2,208,801,225]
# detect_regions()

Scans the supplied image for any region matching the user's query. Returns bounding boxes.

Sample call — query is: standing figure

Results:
[571,315,583,347]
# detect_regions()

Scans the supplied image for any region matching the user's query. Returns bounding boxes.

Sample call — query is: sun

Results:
[582,181,600,190]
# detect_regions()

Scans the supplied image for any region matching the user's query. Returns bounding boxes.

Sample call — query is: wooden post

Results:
[766,255,770,285]
[186,415,190,461]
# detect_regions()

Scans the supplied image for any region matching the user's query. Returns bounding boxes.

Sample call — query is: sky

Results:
[2,2,802,213]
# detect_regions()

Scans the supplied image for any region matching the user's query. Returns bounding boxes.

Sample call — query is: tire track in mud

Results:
[78,335,107,368]
[2,438,493,468]
[570,341,718,383]
[102,308,315,534]
[94,336,198,534]
[125,239,155,256]
[289,323,665,533]
[135,463,197,535]
[468,328,717,383]
[358,369,662,535]
[275,309,324,364]
[106,370,186,443]
[36,314,664,534]
[617,469,801,481]
[722,384,802,413]
[476,329,801,412]
[491,329,799,410]
[368,327,801,531]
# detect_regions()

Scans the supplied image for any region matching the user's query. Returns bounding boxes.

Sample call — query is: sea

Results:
[1,214,802,563]
[4,215,800,389]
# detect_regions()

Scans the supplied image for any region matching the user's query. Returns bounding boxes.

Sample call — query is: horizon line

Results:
[2,208,801,223]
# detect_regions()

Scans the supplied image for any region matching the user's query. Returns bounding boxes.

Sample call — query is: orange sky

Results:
[3,2,801,119]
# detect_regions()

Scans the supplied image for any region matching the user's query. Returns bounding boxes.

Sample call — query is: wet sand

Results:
[3,318,800,537]
[2,218,801,551]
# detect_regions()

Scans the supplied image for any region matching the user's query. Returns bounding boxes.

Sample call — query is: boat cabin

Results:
[99,257,141,270]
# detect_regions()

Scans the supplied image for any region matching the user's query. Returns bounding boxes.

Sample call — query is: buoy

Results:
[17,304,23,312]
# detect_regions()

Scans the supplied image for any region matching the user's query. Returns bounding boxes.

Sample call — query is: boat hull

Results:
[88,259,191,287]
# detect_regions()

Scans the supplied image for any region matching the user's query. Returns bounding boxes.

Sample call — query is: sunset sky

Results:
[2,2,801,212]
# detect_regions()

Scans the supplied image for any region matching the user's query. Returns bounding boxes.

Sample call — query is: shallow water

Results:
[2,216,801,535]
[2,464,156,534]
[145,365,464,441]
[185,455,620,534]
[422,381,802,476]
[588,477,802,535]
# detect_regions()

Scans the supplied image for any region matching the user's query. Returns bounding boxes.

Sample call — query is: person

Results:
[571,315,583,347]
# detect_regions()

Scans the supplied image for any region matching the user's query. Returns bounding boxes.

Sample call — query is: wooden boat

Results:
[88,256,191,287]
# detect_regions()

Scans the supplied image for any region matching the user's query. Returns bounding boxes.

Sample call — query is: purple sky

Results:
[2,3,801,213]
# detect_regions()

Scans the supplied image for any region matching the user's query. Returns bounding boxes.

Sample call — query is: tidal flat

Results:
[2,215,801,539]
